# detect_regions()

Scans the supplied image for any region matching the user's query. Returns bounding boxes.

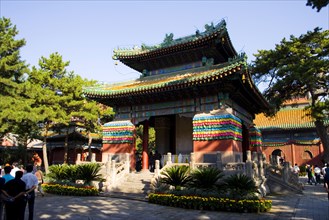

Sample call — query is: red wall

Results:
[193,140,242,152]
[102,143,136,170]
[262,143,324,167]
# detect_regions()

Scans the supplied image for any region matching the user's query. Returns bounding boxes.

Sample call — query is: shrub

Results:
[148,193,272,213]
[151,177,170,193]
[42,183,99,196]
[189,167,224,190]
[47,163,102,186]
[76,163,103,186]
[47,164,71,181]
[223,174,258,199]
[160,165,191,190]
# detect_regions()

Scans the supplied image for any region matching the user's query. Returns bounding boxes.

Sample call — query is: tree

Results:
[80,101,114,161]
[0,17,29,137]
[29,53,115,168]
[252,27,329,162]
[28,53,70,173]
[0,17,44,164]
[306,0,329,11]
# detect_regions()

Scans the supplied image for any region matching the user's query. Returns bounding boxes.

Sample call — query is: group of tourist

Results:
[293,163,329,200]
[0,159,44,220]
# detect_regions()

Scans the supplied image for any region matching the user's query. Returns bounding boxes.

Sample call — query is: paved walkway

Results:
[28,180,329,220]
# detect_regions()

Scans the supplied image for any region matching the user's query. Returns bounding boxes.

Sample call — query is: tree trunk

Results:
[63,129,69,164]
[43,125,49,174]
[314,120,329,163]
[24,137,29,166]
[88,131,92,161]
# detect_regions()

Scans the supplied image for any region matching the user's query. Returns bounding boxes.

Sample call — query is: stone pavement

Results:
[28,180,329,220]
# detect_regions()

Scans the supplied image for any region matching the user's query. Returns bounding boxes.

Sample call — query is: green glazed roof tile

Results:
[83,57,246,98]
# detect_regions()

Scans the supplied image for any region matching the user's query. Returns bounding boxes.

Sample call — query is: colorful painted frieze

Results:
[193,114,242,141]
[249,126,262,147]
[103,121,135,144]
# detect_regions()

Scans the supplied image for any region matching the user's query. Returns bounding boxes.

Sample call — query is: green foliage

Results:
[47,164,72,181]
[42,183,98,196]
[76,163,103,185]
[160,165,191,190]
[306,0,329,12]
[189,167,224,190]
[0,17,32,138]
[150,167,271,213]
[223,174,258,199]
[151,177,170,193]
[252,27,329,161]
[47,163,102,186]
[148,193,272,213]
[135,125,156,157]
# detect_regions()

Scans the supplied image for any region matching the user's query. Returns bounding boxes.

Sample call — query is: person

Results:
[22,164,39,220]
[323,163,328,187]
[149,152,155,172]
[31,152,42,167]
[2,170,27,220]
[0,177,5,220]
[2,166,14,183]
[279,156,285,166]
[34,166,44,196]
[314,165,321,185]
[135,154,142,172]
[324,163,329,200]
[10,162,20,177]
[306,164,315,185]
[293,163,300,174]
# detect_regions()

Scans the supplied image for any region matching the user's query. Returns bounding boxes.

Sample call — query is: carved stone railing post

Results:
[190,152,195,170]
[125,153,130,174]
[216,151,223,170]
[105,160,111,176]
[252,151,259,178]
[110,160,116,185]
[91,153,96,162]
[283,161,290,183]
[108,153,113,162]
[245,150,253,179]
[154,160,160,178]
[258,152,264,177]
[76,153,81,164]
[166,152,172,166]
[246,150,252,162]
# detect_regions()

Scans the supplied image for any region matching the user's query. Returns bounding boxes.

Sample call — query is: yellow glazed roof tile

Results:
[254,108,315,130]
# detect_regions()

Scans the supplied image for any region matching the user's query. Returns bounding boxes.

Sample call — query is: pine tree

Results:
[252,28,329,162]
[0,17,29,136]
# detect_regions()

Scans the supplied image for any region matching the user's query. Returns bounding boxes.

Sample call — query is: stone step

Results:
[108,171,154,198]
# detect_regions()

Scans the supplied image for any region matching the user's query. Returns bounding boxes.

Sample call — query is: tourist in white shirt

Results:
[22,164,39,220]
[314,165,321,185]
[10,162,20,177]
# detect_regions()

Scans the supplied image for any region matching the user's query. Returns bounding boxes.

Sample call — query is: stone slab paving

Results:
[28,180,329,220]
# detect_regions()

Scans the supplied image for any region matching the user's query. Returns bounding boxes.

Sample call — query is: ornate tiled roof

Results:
[83,56,247,99]
[112,20,232,60]
[254,108,317,130]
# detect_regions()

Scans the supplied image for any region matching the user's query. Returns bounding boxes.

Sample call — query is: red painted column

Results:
[291,143,295,166]
[142,120,149,170]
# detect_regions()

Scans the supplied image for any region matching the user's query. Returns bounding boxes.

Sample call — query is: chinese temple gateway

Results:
[83,20,269,170]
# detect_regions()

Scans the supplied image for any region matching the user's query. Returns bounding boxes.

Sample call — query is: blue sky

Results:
[1,1,328,85]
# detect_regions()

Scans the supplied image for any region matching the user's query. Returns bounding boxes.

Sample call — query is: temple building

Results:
[254,97,328,166]
[83,20,269,170]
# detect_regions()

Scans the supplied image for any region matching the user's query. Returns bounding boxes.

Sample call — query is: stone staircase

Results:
[104,170,154,201]
[266,171,303,194]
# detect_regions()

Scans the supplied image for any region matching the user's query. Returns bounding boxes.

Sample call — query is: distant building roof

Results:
[255,104,329,130]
